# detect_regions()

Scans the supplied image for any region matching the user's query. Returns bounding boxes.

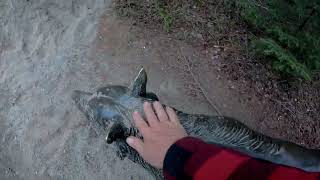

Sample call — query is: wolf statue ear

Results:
[129,68,147,97]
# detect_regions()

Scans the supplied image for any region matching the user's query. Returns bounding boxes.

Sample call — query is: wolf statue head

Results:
[72,68,320,179]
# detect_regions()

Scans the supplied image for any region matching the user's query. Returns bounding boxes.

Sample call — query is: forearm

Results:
[163,137,320,180]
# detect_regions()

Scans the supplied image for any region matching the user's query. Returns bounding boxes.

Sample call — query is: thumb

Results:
[126,136,144,155]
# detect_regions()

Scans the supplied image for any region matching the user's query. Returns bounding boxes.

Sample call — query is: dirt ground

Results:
[0,0,318,180]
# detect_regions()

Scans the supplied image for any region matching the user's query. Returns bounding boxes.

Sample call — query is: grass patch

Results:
[157,7,173,32]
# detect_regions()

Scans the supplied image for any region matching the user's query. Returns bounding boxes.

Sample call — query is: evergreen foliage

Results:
[237,0,320,80]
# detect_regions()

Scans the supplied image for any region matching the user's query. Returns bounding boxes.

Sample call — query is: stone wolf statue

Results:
[72,68,320,179]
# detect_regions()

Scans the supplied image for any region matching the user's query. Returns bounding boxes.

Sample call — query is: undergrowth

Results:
[113,0,245,49]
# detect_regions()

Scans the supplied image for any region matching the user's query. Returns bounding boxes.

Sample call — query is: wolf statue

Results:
[72,68,320,179]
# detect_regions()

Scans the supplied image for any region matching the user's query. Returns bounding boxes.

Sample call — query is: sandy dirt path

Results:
[0,0,261,179]
[0,0,154,179]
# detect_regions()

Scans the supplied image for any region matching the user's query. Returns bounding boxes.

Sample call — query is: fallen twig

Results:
[179,49,223,116]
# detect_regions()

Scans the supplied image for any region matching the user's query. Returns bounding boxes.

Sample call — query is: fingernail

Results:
[126,137,134,145]
[133,111,139,115]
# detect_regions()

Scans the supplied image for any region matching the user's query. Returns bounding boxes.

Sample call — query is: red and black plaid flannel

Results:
[163,137,320,180]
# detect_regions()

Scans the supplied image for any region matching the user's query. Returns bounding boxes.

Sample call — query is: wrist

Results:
[163,137,195,178]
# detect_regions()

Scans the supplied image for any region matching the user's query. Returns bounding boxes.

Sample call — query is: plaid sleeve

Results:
[163,137,320,180]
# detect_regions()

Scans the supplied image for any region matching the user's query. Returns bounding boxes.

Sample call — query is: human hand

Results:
[126,101,188,169]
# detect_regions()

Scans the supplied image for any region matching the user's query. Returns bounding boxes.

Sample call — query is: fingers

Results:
[166,106,180,124]
[126,136,144,156]
[132,111,148,135]
[153,101,169,122]
[144,102,158,127]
